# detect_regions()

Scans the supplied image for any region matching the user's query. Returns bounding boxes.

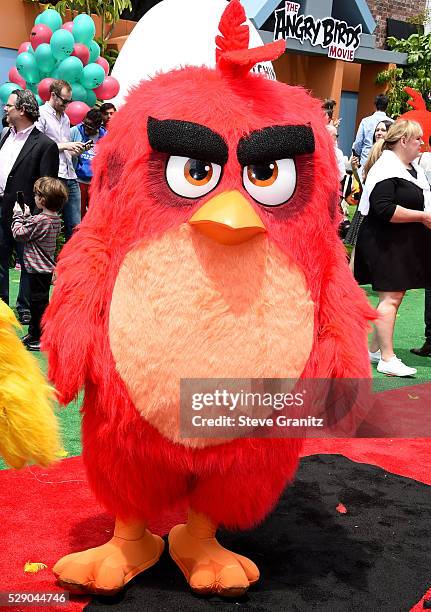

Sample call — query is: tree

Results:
[376,33,431,117]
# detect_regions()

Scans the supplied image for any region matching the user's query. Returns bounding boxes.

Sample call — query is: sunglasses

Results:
[55,92,72,105]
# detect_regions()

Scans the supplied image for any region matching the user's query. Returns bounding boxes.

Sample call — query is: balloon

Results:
[57,56,84,84]
[71,43,90,66]
[36,8,63,32]
[65,100,90,125]
[62,21,74,33]
[35,94,43,106]
[0,82,22,104]
[95,56,109,75]
[72,14,96,44]
[30,24,52,50]
[38,77,54,102]
[88,40,100,63]
[16,52,40,83]
[85,88,96,107]
[35,43,56,73]
[93,76,120,100]
[17,41,31,55]
[81,63,105,89]
[50,29,74,61]
[71,82,88,102]
[8,66,26,89]
[26,82,38,94]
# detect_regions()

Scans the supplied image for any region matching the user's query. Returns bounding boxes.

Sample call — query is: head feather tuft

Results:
[216,0,285,77]
[404,86,427,112]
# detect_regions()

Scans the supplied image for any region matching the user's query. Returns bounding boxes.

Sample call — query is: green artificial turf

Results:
[1,267,430,470]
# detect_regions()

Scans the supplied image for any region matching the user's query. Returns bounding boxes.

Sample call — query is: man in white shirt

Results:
[36,79,85,240]
[352,94,393,166]
[0,89,58,322]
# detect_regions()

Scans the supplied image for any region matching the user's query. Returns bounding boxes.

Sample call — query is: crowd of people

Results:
[0,80,116,350]
[326,94,431,377]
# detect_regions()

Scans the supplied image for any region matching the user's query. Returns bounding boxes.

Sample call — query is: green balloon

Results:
[35,43,56,73]
[81,63,105,89]
[35,94,43,106]
[88,40,100,63]
[72,82,88,102]
[0,82,22,104]
[72,14,96,44]
[85,88,97,107]
[57,56,83,84]
[27,82,38,93]
[50,29,74,61]
[16,52,40,83]
[36,9,62,32]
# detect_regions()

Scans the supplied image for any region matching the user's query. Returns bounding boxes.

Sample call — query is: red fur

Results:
[399,87,431,151]
[216,0,285,77]
[43,3,373,530]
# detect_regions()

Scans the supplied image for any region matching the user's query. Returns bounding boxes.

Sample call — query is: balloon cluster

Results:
[0,9,120,125]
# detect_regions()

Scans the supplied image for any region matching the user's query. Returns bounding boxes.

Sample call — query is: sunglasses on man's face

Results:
[55,92,72,105]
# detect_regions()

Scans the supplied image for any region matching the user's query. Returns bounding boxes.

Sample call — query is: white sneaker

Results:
[377,356,417,377]
[369,349,381,364]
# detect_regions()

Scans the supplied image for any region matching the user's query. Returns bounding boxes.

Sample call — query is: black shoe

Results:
[410,342,431,357]
[26,339,41,352]
[18,311,31,325]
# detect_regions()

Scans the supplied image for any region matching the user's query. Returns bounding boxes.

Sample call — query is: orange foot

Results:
[168,510,259,597]
[53,519,164,596]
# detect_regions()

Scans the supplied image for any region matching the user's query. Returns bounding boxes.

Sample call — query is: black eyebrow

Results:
[147,117,228,166]
[237,125,315,166]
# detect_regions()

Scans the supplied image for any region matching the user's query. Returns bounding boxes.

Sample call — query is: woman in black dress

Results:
[355,120,431,377]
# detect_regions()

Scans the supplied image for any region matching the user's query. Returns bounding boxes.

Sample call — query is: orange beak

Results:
[188,190,266,245]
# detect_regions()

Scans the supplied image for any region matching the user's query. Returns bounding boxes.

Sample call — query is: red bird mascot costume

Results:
[44,0,371,598]
[399,86,431,150]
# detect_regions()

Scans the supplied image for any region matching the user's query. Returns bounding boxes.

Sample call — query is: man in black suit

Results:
[0,89,59,322]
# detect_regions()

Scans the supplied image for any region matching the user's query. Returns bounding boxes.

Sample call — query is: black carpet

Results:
[85,455,431,612]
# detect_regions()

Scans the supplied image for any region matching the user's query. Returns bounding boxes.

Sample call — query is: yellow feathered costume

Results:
[0,301,60,468]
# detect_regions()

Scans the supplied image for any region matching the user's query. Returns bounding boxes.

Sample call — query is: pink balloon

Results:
[30,24,52,50]
[71,43,90,66]
[93,76,120,101]
[62,21,74,33]
[95,56,109,75]
[9,66,26,89]
[65,101,90,126]
[18,41,32,55]
[38,77,54,102]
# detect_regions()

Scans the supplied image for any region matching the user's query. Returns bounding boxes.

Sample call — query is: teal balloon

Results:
[72,14,96,44]
[0,82,22,104]
[85,88,96,107]
[71,82,88,103]
[88,40,100,63]
[16,52,40,83]
[57,56,83,84]
[35,94,43,106]
[37,9,62,32]
[81,63,104,89]
[35,43,56,73]
[27,82,38,93]
[50,29,74,61]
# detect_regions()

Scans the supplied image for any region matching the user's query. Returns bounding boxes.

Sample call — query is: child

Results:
[11,177,68,351]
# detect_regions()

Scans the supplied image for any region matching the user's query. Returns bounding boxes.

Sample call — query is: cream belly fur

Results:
[109,225,314,448]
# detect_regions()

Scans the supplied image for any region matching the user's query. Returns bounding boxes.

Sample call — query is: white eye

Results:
[165,156,222,199]
[242,158,296,207]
